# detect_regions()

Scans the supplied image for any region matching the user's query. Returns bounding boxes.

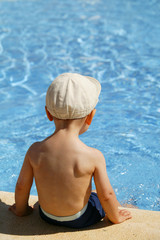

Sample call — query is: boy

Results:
[9,73,132,228]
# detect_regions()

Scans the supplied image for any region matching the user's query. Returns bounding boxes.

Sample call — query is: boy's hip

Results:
[39,192,105,228]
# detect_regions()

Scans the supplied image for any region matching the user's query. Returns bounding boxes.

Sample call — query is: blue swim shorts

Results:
[39,192,105,228]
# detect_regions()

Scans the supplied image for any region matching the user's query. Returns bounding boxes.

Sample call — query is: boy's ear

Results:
[45,106,53,121]
[85,109,96,125]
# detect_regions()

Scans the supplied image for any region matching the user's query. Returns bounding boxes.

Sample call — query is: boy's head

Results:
[46,73,101,120]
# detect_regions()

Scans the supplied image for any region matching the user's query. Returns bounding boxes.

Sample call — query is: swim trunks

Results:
[39,192,105,228]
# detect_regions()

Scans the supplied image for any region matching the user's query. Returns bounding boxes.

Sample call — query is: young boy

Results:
[9,73,132,228]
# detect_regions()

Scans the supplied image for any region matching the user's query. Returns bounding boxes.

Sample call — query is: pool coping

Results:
[0,191,160,240]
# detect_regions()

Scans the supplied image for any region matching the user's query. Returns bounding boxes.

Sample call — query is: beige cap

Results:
[46,73,101,119]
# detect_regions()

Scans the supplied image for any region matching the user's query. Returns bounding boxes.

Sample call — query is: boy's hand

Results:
[118,209,132,223]
[9,204,33,217]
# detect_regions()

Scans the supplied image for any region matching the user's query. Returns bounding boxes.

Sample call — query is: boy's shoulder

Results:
[27,141,44,159]
[26,141,47,167]
[88,146,103,157]
[28,141,41,151]
[86,145,105,165]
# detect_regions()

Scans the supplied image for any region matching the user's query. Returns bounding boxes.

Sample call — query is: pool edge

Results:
[0,191,160,240]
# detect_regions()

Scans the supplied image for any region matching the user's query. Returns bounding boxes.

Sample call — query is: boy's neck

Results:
[53,118,86,136]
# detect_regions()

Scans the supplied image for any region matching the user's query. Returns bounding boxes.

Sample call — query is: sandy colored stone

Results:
[0,191,160,240]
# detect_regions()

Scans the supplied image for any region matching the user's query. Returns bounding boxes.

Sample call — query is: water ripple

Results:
[0,0,160,210]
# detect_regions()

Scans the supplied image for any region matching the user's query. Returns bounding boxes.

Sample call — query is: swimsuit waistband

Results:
[40,203,88,222]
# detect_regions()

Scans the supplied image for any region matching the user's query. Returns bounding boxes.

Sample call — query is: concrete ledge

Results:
[0,191,160,240]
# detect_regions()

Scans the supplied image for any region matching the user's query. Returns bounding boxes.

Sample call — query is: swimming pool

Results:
[0,0,160,211]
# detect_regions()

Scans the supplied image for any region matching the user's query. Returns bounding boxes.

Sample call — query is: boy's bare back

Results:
[29,128,97,216]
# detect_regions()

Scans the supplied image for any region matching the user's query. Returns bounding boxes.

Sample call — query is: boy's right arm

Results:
[9,148,34,217]
[93,150,132,224]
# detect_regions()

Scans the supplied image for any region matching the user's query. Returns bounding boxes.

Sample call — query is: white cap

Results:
[46,73,101,119]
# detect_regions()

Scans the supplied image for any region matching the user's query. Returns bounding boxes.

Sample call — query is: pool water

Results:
[0,0,160,211]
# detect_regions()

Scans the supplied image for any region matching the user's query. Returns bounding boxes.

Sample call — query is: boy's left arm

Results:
[9,150,34,216]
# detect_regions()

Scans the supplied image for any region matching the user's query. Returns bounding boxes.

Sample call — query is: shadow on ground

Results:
[0,199,112,236]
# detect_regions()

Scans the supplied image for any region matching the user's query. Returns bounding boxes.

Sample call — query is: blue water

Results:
[0,0,160,211]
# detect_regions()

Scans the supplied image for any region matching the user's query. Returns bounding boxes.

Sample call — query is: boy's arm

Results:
[93,150,132,224]
[9,149,34,216]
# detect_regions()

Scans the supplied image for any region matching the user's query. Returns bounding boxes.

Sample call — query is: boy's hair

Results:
[46,73,101,120]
